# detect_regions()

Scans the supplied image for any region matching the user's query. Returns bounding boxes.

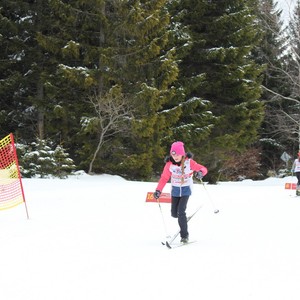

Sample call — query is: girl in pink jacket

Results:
[153,141,207,243]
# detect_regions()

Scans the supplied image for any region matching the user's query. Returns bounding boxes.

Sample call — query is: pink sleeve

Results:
[190,159,208,176]
[156,162,172,192]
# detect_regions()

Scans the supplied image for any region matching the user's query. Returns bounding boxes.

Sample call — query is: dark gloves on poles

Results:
[195,171,204,180]
[153,190,161,199]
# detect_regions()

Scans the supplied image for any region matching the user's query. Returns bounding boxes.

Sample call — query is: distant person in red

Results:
[153,141,208,243]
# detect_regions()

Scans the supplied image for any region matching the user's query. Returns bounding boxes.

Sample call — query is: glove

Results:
[195,171,204,180]
[153,190,161,199]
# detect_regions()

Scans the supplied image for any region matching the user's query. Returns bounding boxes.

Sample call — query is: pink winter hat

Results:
[170,141,185,156]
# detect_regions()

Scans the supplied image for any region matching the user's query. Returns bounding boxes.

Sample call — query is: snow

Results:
[1,174,300,300]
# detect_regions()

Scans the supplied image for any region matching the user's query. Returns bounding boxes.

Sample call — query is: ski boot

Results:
[180,236,189,244]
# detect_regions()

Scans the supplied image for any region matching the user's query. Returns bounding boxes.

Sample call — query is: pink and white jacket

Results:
[156,156,208,197]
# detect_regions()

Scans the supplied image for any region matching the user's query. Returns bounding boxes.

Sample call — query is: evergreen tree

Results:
[255,0,285,90]
[44,0,180,179]
[110,0,181,178]
[1,0,275,180]
[18,139,76,178]
[0,1,70,142]
[272,2,300,152]
[20,139,56,178]
[174,0,265,181]
[286,2,300,101]
[254,0,289,172]
[53,145,76,178]
[0,2,32,137]
[165,0,216,149]
[255,1,300,173]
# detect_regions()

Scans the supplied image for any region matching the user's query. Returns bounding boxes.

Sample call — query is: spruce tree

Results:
[0,1,69,142]
[0,2,31,137]
[21,139,56,178]
[175,0,265,181]
[18,139,75,178]
[53,145,76,178]
[165,0,216,149]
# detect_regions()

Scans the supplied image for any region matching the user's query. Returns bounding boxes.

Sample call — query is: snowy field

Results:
[1,173,300,300]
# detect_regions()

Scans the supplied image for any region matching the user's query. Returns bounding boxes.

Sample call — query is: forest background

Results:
[1,0,300,183]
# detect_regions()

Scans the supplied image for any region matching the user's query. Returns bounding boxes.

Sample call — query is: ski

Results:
[289,193,300,198]
[166,240,197,249]
[161,205,202,248]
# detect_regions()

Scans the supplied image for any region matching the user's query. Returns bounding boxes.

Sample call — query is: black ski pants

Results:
[296,172,300,186]
[171,195,189,238]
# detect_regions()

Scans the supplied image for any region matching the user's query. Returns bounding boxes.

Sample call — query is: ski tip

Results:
[166,241,172,249]
[161,241,165,246]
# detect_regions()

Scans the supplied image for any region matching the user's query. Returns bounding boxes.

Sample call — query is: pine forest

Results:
[1,0,300,182]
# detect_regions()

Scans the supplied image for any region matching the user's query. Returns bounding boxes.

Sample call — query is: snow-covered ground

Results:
[1,174,300,300]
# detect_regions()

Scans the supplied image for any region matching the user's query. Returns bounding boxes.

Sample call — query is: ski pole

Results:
[156,198,170,238]
[199,179,219,214]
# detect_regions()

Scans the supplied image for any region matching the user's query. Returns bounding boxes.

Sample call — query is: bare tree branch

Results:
[87,86,132,174]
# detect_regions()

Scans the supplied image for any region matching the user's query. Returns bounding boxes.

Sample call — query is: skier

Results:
[153,141,208,243]
[291,151,300,195]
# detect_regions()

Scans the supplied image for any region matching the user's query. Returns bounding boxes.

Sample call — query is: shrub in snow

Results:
[53,145,76,178]
[17,139,76,178]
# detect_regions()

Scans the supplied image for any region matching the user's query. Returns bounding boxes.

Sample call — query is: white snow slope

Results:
[1,174,300,300]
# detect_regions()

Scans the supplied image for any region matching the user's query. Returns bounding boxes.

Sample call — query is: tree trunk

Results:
[37,81,44,140]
